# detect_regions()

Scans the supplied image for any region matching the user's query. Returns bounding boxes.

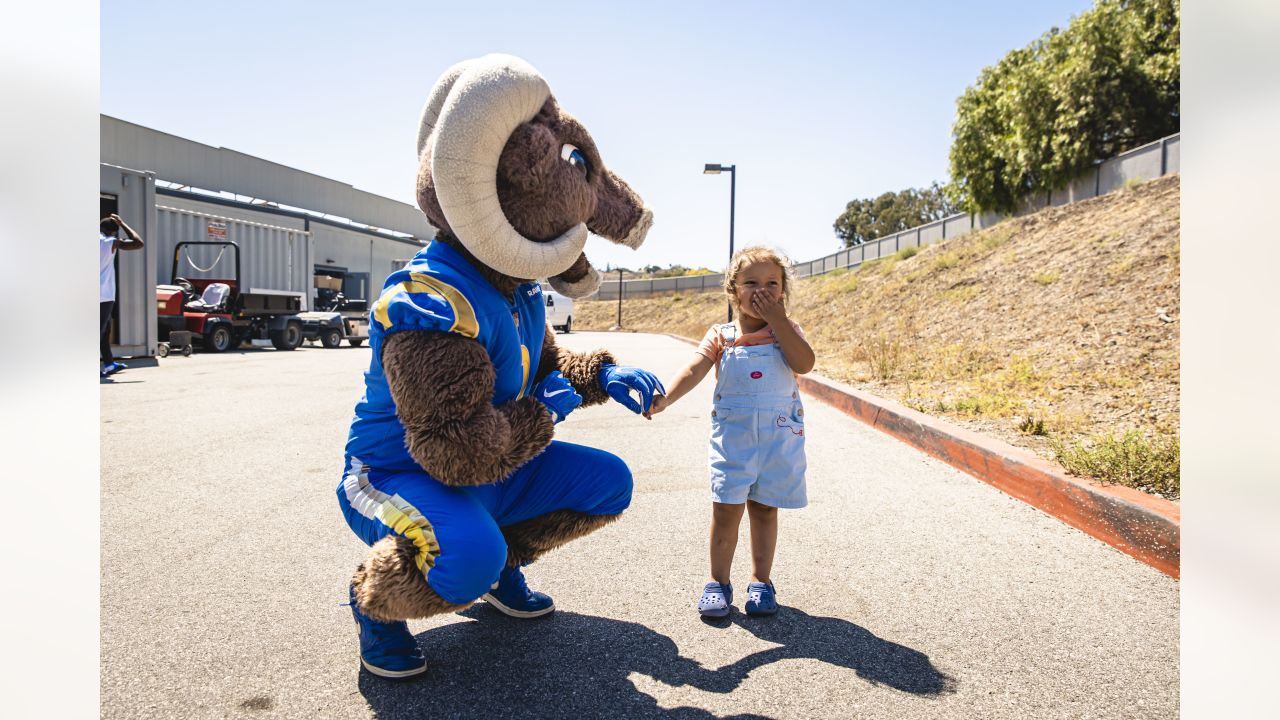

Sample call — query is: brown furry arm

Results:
[384,331,554,486]
[535,325,616,407]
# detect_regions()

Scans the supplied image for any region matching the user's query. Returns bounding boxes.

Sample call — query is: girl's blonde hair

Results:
[723,245,794,303]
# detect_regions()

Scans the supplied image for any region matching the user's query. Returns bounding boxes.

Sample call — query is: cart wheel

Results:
[182,345,193,357]
[270,322,303,351]
[204,325,232,353]
[157,343,170,358]
[348,338,365,347]
[321,328,343,349]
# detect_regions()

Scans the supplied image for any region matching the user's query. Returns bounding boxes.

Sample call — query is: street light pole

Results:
[616,267,623,329]
[704,163,737,323]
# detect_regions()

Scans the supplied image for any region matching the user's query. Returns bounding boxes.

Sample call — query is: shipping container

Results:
[155,190,425,313]
[100,163,159,358]
[155,204,313,310]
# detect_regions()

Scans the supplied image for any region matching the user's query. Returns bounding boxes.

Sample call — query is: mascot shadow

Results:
[358,607,955,719]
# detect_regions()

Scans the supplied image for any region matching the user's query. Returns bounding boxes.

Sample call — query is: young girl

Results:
[648,246,814,617]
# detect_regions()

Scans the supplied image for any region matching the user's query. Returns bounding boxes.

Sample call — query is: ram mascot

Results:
[337,54,661,679]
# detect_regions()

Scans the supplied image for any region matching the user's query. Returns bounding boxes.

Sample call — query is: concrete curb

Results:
[659,332,1180,579]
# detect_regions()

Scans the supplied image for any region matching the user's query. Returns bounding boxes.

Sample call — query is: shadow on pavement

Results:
[358,607,952,719]
[725,608,956,696]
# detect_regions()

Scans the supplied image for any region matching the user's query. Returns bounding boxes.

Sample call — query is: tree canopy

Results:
[640,264,715,278]
[833,183,958,247]
[947,0,1179,214]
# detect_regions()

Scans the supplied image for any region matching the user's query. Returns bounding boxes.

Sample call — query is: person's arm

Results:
[110,213,144,252]
[750,289,815,374]
[646,353,713,417]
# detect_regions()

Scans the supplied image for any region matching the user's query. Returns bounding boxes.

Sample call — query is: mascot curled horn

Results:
[337,54,662,679]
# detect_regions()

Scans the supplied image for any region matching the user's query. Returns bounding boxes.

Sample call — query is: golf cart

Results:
[156,241,305,352]
[299,288,370,348]
[298,272,370,348]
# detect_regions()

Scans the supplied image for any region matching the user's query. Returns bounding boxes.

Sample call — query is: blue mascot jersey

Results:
[345,239,546,473]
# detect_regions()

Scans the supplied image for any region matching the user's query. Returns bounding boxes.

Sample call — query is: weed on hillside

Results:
[1052,430,1179,499]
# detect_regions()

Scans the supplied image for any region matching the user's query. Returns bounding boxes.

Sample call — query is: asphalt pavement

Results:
[100,332,1178,719]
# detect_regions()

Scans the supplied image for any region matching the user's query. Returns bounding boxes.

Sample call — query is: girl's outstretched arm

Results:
[646,353,713,417]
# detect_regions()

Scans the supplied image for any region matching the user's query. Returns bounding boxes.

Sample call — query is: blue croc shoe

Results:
[348,586,427,679]
[697,582,733,618]
[101,362,127,377]
[744,581,779,616]
[483,565,555,618]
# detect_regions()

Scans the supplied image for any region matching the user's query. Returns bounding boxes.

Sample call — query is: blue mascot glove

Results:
[532,371,583,424]
[598,364,666,415]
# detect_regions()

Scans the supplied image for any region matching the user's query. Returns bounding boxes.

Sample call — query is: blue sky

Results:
[101,0,1093,272]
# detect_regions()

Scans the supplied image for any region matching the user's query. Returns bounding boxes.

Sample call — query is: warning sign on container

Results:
[207,221,227,240]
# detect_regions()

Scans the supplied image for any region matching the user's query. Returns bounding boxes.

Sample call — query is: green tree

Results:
[833,182,957,247]
[948,0,1180,213]
[643,264,716,278]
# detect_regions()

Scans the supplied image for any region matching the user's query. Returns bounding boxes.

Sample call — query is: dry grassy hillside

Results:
[575,175,1180,498]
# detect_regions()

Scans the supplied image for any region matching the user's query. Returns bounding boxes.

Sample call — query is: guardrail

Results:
[593,133,1179,300]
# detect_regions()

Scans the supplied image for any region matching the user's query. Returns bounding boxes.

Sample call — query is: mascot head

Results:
[414,54,652,298]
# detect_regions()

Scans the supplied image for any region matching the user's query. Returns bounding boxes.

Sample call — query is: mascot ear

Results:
[548,253,601,299]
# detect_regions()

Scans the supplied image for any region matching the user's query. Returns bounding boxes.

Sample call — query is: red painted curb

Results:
[660,333,1180,579]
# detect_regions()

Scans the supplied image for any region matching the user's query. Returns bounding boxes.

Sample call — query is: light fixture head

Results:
[703,164,722,175]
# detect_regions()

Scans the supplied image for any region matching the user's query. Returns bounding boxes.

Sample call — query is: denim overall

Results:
[708,323,808,508]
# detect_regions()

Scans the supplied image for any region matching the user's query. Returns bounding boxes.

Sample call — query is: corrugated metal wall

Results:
[159,193,308,231]
[157,192,425,305]
[156,204,313,307]
[100,164,158,357]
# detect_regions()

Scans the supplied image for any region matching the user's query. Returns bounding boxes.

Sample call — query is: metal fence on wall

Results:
[593,272,726,302]
[594,133,1179,300]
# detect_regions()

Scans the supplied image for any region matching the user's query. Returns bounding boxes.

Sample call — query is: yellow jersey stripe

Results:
[378,500,441,572]
[407,273,480,338]
[372,282,400,330]
[517,345,530,399]
[342,468,442,575]
[371,272,480,339]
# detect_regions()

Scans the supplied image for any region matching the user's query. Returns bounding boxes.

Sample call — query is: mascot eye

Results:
[560,144,589,178]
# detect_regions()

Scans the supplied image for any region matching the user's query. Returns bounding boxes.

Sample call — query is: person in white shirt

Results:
[100,213,144,377]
